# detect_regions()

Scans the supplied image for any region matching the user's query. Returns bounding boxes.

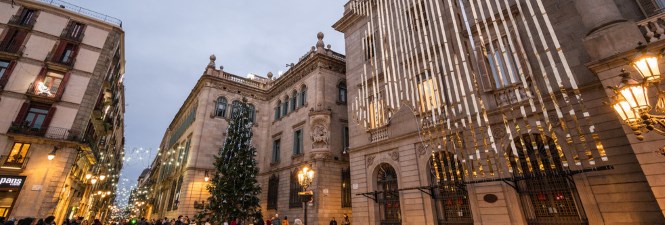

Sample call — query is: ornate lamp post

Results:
[297,166,315,225]
[610,45,665,155]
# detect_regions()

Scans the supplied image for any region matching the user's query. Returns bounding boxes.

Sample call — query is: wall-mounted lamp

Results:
[47,147,57,161]
[204,170,210,182]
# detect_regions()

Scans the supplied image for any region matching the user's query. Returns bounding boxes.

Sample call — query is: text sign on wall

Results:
[0,176,26,188]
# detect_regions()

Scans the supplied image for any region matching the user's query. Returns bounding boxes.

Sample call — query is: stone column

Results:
[575,0,645,60]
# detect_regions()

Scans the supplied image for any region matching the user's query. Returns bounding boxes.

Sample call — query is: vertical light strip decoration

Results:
[348,0,607,181]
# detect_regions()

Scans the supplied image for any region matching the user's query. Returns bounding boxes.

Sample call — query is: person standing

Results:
[280,217,288,225]
[341,215,350,225]
[292,218,302,225]
[329,217,337,225]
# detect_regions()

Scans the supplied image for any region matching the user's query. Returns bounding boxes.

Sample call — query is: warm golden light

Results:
[97,191,102,195]
[99,175,106,181]
[85,174,92,179]
[204,176,209,182]
[613,100,639,123]
[47,154,55,161]
[632,53,661,82]
[619,77,650,110]
[91,177,98,184]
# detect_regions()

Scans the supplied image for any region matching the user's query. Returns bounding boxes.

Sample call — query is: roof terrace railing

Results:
[36,0,123,27]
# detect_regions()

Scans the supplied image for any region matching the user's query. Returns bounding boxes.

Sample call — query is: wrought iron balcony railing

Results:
[8,122,82,141]
[26,82,64,100]
[0,43,24,55]
[8,14,37,29]
[46,51,76,68]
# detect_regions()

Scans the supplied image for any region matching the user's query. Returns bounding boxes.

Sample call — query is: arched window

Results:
[215,97,227,117]
[275,101,281,120]
[299,86,307,107]
[290,91,297,111]
[430,151,473,224]
[248,104,256,122]
[230,100,241,118]
[289,169,304,208]
[282,96,289,116]
[338,82,347,103]
[508,134,587,224]
[377,163,400,225]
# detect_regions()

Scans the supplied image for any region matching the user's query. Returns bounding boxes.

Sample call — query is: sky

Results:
[59,0,347,205]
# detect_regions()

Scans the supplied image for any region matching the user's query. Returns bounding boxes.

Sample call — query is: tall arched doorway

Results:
[508,134,588,225]
[430,151,473,225]
[376,163,401,225]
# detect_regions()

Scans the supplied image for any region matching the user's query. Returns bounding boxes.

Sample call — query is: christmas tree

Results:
[206,97,262,224]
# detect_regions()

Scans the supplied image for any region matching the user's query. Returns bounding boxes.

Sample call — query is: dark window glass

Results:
[25,106,49,129]
[342,168,352,208]
[343,126,349,151]
[293,129,303,155]
[19,9,36,25]
[339,82,347,103]
[275,101,281,120]
[282,98,289,116]
[230,100,242,118]
[267,174,279,210]
[289,170,304,208]
[248,104,256,122]
[216,97,227,117]
[272,139,281,163]
[0,60,9,79]
[300,87,307,107]
[377,163,401,224]
[430,151,473,224]
[290,94,297,111]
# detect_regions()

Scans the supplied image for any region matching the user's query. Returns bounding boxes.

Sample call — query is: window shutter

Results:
[52,41,67,61]
[55,72,70,100]
[0,29,16,48]
[13,102,29,125]
[8,30,28,51]
[42,106,57,130]
[0,61,16,88]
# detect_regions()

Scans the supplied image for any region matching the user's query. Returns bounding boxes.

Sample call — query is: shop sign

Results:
[0,176,25,188]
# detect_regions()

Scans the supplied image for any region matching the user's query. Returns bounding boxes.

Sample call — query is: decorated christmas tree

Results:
[206,97,262,224]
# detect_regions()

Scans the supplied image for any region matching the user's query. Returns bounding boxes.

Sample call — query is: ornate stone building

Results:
[0,0,125,222]
[334,0,665,224]
[140,33,351,224]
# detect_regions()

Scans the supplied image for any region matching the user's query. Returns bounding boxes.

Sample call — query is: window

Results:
[293,129,303,155]
[0,60,15,88]
[24,105,50,129]
[215,97,227,117]
[637,0,665,17]
[342,126,349,152]
[290,92,297,112]
[18,8,36,26]
[377,163,401,224]
[417,71,441,112]
[248,104,256,122]
[0,28,28,53]
[3,143,30,169]
[65,21,85,40]
[368,98,386,129]
[430,152,473,224]
[275,101,281,120]
[34,70,66,98]
[267,174,279,210]
[289,169,304,208]
[299,86,307,107]
[52,42,79,65]
[407,1,428,32]
[231,100,241,118]
[272,139,281,163]
[509,134,587,224]
[484,36,521,88]
[338,82,347,103]
[282,97,289,116]
[342,168,352,208]
[363,34,375,61]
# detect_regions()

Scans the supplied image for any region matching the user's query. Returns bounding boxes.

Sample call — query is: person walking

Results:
[341,215,350,225]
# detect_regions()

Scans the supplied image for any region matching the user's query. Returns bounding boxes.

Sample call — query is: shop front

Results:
[0,176,26,218]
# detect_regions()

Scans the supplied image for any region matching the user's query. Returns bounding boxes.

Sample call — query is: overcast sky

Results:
[59,0,346,205]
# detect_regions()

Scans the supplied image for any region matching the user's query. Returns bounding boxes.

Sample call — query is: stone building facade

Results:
[0,0,125,222]
[140,34,351,224]
[333,0,665,225]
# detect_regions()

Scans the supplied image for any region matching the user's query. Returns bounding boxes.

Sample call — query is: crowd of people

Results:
[120,214,351,225]
[0,215,102,225]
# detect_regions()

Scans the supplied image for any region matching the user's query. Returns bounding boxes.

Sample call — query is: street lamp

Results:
[47,147,57,160]
[297,166,315,225]
[204,170,210,182]
[610,45,665,155]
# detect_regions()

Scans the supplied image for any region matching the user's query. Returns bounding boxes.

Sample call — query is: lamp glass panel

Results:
[620,84,650,110]
[613,101,638,122]
[633,56,661,82]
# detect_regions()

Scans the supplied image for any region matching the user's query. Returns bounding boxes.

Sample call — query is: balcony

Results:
[7,14,36,30]
[8,122,81,142]
[0,43,24,56]
[638,12,665,43]
[26,82,63,102]
[60,24,85,42]
[491,84,529,108]
[0,155,29,170]
[46,51,76,70]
